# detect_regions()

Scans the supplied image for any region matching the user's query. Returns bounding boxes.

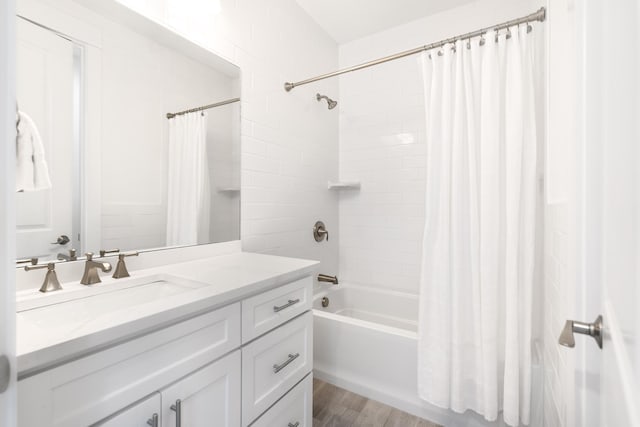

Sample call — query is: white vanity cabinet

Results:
[17,273,314,427]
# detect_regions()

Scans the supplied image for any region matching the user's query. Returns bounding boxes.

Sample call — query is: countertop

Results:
[17,251,318,378]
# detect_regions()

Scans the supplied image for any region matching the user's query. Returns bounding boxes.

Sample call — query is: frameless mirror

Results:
[15,0,240,264]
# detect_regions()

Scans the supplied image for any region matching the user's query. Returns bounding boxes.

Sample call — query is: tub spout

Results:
[318,274,338,285]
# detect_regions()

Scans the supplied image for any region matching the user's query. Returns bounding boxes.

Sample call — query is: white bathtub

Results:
[312,284,543,427]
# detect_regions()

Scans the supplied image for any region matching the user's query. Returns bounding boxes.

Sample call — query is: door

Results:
[0,1,16,426]
[161,351,241,427]
[94,393,161,427]
[15,18,75,261]
[574,0,640,426]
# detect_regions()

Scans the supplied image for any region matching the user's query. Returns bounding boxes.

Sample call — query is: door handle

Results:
[558,315,603,349]
[0,355,10,393]
[50,235,70,245]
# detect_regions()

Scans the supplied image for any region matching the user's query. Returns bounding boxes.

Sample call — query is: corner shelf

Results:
[327,181,361,190]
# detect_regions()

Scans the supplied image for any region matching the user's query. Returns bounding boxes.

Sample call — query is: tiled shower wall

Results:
[117,0,340,275]
[543,0,578,425]
[337,0,541,294]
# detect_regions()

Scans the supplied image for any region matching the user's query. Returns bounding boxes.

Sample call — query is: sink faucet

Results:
[317,274,338,285]
[57,248,77,261]
[81,252,112,285]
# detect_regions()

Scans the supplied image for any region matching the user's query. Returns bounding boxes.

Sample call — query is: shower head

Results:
[316,93,338,110]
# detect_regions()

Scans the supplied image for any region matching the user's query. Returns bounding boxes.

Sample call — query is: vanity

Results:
[17,250,318,426]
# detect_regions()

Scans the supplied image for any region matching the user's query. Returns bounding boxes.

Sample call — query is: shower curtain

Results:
[418,25,537,426]
[166,112,210,246]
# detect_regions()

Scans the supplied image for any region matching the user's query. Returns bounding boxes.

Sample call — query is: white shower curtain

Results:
[166,112,210,246]
[418,25,537,426]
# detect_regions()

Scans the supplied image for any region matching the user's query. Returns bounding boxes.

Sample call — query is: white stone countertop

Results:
[17,251,318,378]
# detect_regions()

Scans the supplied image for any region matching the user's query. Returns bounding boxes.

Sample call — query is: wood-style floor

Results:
[313,379,441,427]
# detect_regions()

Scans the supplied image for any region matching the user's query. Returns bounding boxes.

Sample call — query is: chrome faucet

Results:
[81,252,112,285]
[25,262,62,293]
[317,274,338,285]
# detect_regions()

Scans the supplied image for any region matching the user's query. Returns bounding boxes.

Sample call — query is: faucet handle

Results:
[85,252,94,261]
[113,252,139,279]
[313,221,329,242]
[16,257,38,266]
[25,262,62,293]
[24,263,49,272]
[120,251,139,258]
[99,248,120,257]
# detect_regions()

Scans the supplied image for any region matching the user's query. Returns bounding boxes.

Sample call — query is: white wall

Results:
[542,0,578,425]
[112,0,340,275]
[337,0,541,295]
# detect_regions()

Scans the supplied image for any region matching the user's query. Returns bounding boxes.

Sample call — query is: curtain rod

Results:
[284,6,546,92]
[166,97,240,119]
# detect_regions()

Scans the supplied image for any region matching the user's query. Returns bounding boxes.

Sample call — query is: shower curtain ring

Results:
[506,28,512,39]
[527,22,533,33]
[479,33,486,46]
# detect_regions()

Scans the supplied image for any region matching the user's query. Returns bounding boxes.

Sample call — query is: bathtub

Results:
[312,284,543,427]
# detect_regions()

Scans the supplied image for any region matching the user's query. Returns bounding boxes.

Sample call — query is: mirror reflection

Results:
[15,0,241,264]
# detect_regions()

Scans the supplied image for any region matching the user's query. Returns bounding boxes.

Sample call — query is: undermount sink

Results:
[17,274,208,329]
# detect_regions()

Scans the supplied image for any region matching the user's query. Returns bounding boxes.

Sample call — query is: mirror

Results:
[15,0,241,264]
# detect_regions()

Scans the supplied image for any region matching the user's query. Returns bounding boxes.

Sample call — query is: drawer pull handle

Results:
[288,423,300,427]
[170,399,182,427]
[273,299,300,312]
[273,353,300,373]
[146,413,158,427]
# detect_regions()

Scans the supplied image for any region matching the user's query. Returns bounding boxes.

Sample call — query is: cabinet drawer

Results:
[242,312,313,426]
[242,276,312,343]
[250,374,312,427]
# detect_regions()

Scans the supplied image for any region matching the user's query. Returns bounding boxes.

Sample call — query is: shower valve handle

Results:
[313,221,329,242]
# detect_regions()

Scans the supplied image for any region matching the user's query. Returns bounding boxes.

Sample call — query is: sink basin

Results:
[17,274,208,329]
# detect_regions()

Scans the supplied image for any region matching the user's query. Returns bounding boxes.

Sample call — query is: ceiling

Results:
[295,0,478,44]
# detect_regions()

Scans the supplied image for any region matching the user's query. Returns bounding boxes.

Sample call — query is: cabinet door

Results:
[93,392,161,427]
[162,350,241,427]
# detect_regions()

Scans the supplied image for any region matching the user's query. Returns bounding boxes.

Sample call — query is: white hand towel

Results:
[16,111,52,192]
